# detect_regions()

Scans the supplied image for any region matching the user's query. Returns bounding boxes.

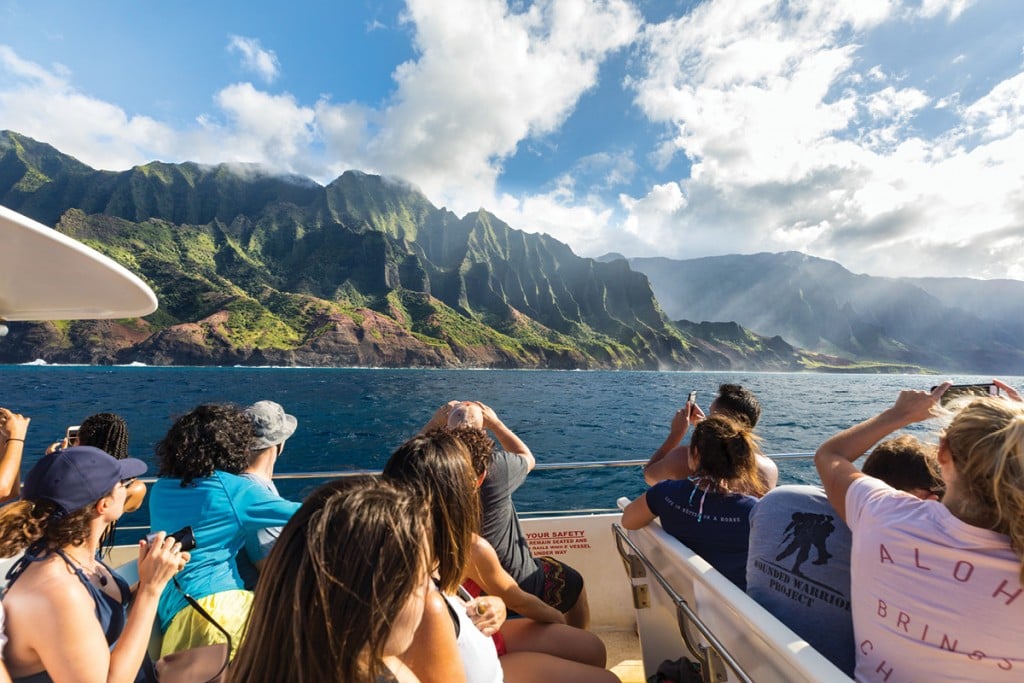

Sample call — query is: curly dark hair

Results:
[445,426,494,477]
[0,499,97,557]
[78,412,130,460]
[156,404,255,486]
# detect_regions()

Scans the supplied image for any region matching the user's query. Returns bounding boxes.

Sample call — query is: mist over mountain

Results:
[0,130,842,371]
[614,252,1024,373]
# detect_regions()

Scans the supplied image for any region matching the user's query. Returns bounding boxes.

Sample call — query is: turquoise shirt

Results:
[149,470,300,631]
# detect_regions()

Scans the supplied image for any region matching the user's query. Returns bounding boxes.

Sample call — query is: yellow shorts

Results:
[160,589,254,660]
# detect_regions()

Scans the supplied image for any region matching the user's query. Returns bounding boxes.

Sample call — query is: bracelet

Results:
[6,438,24,442]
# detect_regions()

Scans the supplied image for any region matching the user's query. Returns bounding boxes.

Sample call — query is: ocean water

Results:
[1,366,1014,536]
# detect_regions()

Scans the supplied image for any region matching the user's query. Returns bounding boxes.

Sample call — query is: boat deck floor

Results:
[597,629,644,683]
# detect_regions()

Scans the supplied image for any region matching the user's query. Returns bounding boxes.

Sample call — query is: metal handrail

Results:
[130,452,816,486]
[612,522,754,683]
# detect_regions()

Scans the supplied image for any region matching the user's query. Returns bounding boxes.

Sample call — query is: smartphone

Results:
[65,425,80,442]
[147,525,197,552]
[687,391,697,404]
[932,383,1000,406]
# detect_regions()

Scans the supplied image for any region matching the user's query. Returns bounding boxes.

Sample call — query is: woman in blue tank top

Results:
[0,446,188,683]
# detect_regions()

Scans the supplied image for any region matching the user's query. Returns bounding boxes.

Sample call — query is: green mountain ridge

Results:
[0,130,853,371]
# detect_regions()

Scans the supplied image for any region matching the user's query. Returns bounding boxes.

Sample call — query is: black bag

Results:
[647,656,703,683]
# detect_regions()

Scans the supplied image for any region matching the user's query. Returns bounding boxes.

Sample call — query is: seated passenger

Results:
[385,431,620,683]
[0,602,11,683]
[77,413,148,514]
[745,435,943,676]
[0,446,188,682]
[424,400,591,629]
[642,383,778,494]
[235,400,297,589]
[622,414,766,590]
[815,380,1024,681]
[0,408,29,503]
[149,404,300,659]
[229,476,430,683]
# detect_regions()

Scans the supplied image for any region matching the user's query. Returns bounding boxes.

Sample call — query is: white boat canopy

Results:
[0,205,157,325]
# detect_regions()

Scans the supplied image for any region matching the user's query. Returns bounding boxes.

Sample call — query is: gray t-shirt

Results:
[478,448,543,595]
[745,485,854,676]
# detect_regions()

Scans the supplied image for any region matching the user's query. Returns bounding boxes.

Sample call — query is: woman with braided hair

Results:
[622,414,766,590]
[77,413,148,514]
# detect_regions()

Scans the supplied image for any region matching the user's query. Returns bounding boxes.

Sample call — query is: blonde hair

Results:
[942,397,1024,585]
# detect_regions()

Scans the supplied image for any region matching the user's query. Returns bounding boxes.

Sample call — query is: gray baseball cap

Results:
[245,400,298,450]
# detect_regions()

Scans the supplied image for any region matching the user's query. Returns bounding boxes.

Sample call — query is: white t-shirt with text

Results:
[846,476,1023,682]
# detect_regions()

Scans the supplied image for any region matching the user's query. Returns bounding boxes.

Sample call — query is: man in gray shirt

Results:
[426,400,590,628]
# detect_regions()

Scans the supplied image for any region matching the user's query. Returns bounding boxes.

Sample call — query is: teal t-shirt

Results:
[149,470,300,631]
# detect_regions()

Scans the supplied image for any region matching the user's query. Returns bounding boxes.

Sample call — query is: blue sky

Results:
[1,0,1022,279]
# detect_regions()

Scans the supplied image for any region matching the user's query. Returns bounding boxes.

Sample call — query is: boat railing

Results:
[117,453,817,533]
[612,522,753,683]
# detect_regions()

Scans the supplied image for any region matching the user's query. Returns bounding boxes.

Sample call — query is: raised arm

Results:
[477,403,534,471]
[815,383,948,524]
[643,402,703,485]
[0,409,28,500]
[466,534,565,625]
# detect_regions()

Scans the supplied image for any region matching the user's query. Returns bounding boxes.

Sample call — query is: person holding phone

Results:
[0,447,188,682]
[643,384,778,495]
[815,379,1024,681]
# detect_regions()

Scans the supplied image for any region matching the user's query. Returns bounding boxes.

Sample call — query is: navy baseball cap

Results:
[23,446,148,515]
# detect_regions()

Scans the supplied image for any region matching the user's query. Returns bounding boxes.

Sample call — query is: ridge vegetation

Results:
[0,130,901,370]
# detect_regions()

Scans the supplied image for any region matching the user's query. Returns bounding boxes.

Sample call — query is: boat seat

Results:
[614,497,853,683]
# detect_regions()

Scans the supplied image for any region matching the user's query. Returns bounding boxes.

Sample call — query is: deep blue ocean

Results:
[1,366,1015,538]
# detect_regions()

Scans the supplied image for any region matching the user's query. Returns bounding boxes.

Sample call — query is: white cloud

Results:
[0,46,175,169]
[227,35,280,83]
[354,0,641,212]
[620,0,1024,277]
[915,0,974,21]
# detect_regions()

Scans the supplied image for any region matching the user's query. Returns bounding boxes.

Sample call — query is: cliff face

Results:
[0,130,836,370]
[624,252,1024,374]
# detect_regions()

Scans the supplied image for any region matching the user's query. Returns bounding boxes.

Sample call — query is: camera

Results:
[933,383,1000,407]
[65,425,80,443]
[687,391,697,404]
[147,525,197,552]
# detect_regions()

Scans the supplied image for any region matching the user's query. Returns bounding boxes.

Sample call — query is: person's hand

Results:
[890,383,948,423]
[669,407,690,435]
[688,402,706,424]
[465,595,506,637]
[993,379,1022,403]
[474,402,501,429]
[0,408,29,441]
[136,532,189,596]
[425,400,461,431]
